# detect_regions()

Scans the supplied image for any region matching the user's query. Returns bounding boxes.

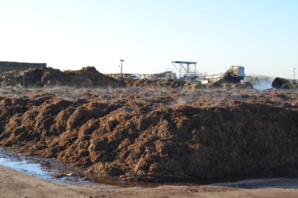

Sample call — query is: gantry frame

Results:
[172,61,197,81]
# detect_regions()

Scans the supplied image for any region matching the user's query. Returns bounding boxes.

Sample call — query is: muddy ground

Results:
[1,165,298,198]
[0,86,297,183]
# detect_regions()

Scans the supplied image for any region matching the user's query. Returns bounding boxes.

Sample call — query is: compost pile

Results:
[0,86,297,182]
[0,66,254,90]
[120,78,253,89]
[0,66,124,88]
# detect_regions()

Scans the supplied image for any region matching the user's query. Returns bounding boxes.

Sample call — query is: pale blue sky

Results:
[0,0,297,78]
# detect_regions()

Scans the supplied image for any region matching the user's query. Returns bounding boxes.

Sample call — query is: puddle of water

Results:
[0,148,92,185]
[0,158,47,177]
[1,147,297,188]
[0,148,159,187]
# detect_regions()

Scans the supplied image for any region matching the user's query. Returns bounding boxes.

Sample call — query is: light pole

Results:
[294,68,296,80]
[23,72,25,88]
[120,59,125,78]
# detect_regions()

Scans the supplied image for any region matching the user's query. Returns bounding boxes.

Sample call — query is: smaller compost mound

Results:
[0,66,125,88]
[271,77,298,89]
[272,77,290,89]
[120,78,253,90]
[0,88,297,182]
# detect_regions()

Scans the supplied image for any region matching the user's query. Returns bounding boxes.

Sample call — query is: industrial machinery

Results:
[204,65,245,85]
[171,61,246,85]
[172,61,198,81]
[221,65,245,83]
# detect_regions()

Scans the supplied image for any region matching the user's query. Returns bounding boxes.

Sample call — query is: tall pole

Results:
[23,72,25,88]
[120,59,124,78]
[294,68,296,80]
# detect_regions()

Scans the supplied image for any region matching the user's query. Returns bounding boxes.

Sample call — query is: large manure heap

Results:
[0,61,46,72]
[0,87,297,182]
[0,66,124,88]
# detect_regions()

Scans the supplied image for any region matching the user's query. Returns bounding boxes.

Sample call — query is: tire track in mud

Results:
[212,178,298,189]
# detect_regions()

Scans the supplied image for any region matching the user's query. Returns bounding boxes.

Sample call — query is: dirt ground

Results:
[1,165,298,198]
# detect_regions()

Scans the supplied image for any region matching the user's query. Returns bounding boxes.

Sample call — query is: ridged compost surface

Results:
[0,87,297,182]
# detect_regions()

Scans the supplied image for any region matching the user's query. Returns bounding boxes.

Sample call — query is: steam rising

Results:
[246,76,273,90]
